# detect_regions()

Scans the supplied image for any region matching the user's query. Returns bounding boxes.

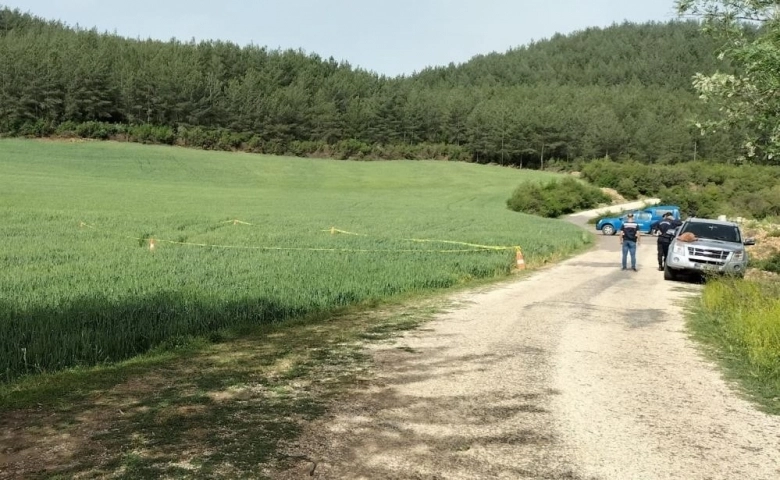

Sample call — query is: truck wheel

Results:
[664,265,677,281]
[602,224,615,235]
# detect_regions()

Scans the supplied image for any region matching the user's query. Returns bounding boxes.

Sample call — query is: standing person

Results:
[620,212,640,271]
[652,212,677,271]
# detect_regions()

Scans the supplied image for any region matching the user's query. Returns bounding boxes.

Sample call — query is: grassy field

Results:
[0,139,591,383]
[689,278,780,414]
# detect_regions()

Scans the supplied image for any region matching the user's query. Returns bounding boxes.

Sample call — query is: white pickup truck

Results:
[664,218,756,280]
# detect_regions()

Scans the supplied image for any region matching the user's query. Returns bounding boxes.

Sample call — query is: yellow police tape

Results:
[323,227,519,252]
[81,221,521,254]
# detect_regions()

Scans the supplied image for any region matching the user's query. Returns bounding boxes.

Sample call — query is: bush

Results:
[18,119,55,137]
[659,185,719,218]
[507,177,610,218]
[580,159,661,198]
[246,135,264,153]
[617,177,640,199]
[214,130,252,151]
[584,158,780,220]
[751,252,780,274]
[288,140,327,157]
[763,254,780,274]
[334,139,372,160]
[264,139,288,156]
[54,121,79,137]
[49,122,127,141]
[73,121,119,140]
[128,124,175,145]
[179,126,220,149]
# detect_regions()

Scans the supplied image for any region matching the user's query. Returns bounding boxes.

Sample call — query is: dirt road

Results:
[281,209,780,479]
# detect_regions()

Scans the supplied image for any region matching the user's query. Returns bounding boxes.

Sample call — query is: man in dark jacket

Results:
[652,212,677,271]
[620,213,641,271]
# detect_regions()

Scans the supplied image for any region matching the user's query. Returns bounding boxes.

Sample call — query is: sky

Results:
[6,0,679,76]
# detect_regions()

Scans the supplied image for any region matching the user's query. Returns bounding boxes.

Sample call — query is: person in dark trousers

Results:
[620,212,640,271]
[651,212,677,271]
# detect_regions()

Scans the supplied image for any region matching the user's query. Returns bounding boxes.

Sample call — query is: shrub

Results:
[585,158,780,220]
[54,121,79,137]
[215,129,248,151]
[18,119,55,137]
[74,121,113,139]
[334,139,371,160]
[246,135,264,153]
[659,185,719,218]
[617,177,640,199]
[763,254,780,274]
[128,124,175,145]
[288,140,326,157]
[179,126,220,149]
[751,252,780,274]
[507,177,610,218]
[264,139,288,156]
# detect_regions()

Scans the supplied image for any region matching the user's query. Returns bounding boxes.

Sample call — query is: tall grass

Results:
[0,139,592,382]
[692,278,780,413]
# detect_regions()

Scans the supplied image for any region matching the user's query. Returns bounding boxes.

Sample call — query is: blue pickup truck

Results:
[596,205,681,236]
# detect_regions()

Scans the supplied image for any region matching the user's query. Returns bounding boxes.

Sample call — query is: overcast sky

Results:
[7,0,679,76]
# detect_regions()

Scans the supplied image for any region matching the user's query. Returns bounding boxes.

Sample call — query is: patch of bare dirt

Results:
[33,137,93,143]
[743,221,780,261]
[0,372,171,479]
[600,187,626,204]
[745,268,780,281]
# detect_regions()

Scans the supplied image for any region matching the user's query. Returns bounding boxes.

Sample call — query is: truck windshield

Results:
[682,223,741,243]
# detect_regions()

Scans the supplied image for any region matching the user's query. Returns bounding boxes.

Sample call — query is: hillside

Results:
[0,7,741,164]
[412,21,733,90]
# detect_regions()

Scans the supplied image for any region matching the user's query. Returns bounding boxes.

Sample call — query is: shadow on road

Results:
[279,346,588,479]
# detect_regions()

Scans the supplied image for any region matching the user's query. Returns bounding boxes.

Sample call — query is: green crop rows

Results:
[0,139,591,382]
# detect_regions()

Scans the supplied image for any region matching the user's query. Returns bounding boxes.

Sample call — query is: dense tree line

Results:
[412,20,739,91]
[0,7,751,164]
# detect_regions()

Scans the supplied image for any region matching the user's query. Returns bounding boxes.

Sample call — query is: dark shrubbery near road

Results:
[507,177,610,218]
[580,159,780,219]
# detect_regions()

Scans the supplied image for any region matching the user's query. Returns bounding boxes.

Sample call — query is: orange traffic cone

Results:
[515,248,525,270]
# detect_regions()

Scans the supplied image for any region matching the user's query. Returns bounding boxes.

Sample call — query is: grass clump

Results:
[690,278,780,414]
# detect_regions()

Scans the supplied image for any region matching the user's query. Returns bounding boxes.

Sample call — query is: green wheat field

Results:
[0,139,591,382]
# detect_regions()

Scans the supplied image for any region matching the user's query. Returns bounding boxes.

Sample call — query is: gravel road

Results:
[281,206,780,479]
